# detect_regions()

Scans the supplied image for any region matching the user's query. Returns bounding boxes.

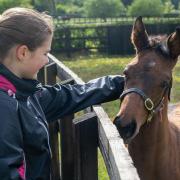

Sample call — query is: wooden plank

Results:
[93,106,140,180]
[64,28,71,58]
[45,63,61,180]
[44,62,57,85]
[48,54,84,84]
[60,78,75,85]
[60,114,75,180]
[73,112,98,180]
[49,122,61,180]
[37,67,45,85]
[58,76,75,180]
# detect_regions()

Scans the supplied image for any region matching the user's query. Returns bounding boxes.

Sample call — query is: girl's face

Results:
[21,35,52,79]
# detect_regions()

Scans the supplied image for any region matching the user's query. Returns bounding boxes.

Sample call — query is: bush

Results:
[52,27,107,53]
[33,0,49,12]
[0,0,32,13]
[163,1,175,14]
[56,3,83,17]
[83,0,126,18]
[127,0,164,17]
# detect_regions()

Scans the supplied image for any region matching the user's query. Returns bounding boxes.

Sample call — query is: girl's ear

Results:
[16,45,30,61]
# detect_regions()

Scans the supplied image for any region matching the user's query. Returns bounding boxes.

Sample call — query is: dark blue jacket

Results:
[0,64,124,180]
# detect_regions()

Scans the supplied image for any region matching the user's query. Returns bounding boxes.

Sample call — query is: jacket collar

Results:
[0,64,42,99]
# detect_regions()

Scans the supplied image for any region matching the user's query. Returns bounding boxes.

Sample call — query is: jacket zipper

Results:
[38,121,52,158]
[28,98,52,158]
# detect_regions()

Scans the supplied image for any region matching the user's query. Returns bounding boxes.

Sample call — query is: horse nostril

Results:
[113,116,121,127]
[113,117,137,140]
[120,120,137,139]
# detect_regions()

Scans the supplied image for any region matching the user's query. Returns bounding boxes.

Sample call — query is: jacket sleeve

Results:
[39,75,124,122]
[0,96,24,180]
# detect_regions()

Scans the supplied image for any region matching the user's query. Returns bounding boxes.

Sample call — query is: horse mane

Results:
[148,34,173,100]
[149,34,167,47]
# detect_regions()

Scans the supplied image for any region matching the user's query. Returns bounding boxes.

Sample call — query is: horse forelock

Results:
[148,35,171,59]
[149,35,167,46]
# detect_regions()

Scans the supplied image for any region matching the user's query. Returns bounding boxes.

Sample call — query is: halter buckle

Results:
[145,98,154,111]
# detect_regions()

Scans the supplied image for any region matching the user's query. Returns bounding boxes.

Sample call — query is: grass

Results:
[60,53,180,179]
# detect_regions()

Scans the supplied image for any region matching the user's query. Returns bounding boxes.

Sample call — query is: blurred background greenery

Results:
[0,0,179,18]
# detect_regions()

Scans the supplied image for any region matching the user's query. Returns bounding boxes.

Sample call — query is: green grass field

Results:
[60,54,180,179]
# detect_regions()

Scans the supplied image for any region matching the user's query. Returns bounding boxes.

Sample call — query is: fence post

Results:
[60,114,75,180]
[44,63,61,180]
[37,67,45,85]
[73,112,98,180]
[65,28,71,58]
[58,78,76,180]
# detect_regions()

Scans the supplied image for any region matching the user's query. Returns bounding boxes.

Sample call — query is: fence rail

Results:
[37,53,140,180]
[55,17,180,27]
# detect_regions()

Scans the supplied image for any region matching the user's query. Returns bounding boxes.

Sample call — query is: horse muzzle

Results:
[113,116,138,143]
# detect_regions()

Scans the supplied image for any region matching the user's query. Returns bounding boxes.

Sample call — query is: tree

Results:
[163,1,175,14]
[83,0,126,18]
[56,0,73,4]
[33,0,49,11]
[0,0,32,13]
[56,3,82,17]
[47,0,56,16]
[33,0,57,16]
[121,0,133,6]
[171,0,179,9]
[127,0,164,17]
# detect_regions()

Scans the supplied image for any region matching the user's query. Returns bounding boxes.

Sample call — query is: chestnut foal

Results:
[114,17,180,180]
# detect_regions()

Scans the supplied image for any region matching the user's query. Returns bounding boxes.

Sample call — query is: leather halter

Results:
[120,85,170,123]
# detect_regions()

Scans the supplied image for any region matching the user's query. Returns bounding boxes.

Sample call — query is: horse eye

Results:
[161,81,169,88]
[123,68,129,76]
[123,69,129,80]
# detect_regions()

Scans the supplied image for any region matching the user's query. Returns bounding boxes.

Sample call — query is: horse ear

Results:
[167,27,180,60]
[131,16,150,53]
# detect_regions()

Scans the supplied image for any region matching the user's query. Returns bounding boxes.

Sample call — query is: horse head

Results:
[113,17,180,143]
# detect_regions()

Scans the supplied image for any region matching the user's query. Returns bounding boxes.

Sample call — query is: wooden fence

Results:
[53,21,180,57]
[37,53,140,180]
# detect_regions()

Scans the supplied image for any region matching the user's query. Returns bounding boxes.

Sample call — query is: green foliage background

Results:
[0,0,32,12]
[83,0,126,18]
[127,0,164,17]
[0,0,179,17]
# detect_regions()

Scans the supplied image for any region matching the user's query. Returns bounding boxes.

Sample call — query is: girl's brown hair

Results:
[0,7,54,60]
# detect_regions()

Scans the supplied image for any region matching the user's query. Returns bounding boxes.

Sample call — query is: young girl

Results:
[0,7,124,180]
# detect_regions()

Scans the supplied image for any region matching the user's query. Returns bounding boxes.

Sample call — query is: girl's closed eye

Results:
[44,51,50,56]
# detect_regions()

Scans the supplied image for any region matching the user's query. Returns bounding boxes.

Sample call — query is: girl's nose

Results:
[45,57,49,65]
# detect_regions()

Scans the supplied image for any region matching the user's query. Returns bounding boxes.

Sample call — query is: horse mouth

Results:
[114,118,137,143]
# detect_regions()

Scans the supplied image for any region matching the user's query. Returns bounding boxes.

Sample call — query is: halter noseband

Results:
[120,86,170,123]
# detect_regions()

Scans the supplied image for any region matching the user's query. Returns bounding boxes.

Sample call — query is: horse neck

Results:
[128,96,171,168]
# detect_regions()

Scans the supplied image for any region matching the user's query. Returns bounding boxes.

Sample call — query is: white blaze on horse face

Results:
[148,61,156,68]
